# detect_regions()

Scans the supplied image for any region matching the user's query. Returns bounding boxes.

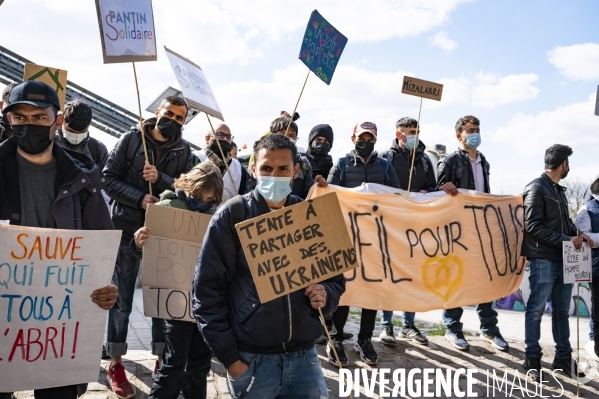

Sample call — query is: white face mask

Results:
[63,129,88,145]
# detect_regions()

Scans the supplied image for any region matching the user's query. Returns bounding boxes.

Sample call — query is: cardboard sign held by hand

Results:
[402,76,443,101]
[236,193,356,303]
[563,241,592,284]
[24,63,68,110]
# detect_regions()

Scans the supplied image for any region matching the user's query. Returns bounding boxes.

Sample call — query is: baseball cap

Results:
[353,121,377,138]
[2,81,61,114]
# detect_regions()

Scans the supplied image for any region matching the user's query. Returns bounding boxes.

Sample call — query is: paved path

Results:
[11,289,599,398]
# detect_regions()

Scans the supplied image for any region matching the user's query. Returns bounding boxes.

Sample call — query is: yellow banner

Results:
[309,185,525,311]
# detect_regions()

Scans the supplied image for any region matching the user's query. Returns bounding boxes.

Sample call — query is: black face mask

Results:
[12,123,54,155]
[355,141,374,158]
[156,117,182,139]
[562,164,570,179]
[311,142,331,156]
[210,140,232,157]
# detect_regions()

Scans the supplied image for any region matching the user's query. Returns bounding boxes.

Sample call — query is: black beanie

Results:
[308,124,334,148]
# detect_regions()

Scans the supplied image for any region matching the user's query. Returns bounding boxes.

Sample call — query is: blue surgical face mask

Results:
[404,135,419,150]
[465,133,481,149]
[257,175,292,203]
[185,196,213,213]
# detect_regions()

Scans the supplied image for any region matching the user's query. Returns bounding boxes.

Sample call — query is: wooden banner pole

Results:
[407,96,423,192]
[577,282,580,397]
[132,62,152,196]
[285,69,311,136]
[318,307,352,399]
[206,113,238,195]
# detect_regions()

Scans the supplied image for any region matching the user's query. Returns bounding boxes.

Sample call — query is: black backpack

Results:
[226,195,246,250]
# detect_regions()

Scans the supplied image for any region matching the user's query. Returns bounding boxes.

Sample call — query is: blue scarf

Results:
[176,189,213,213]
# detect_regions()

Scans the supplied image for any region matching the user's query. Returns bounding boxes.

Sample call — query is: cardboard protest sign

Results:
[165,47,224,121]
[23,63,68,110]
[0,225,121,391]
[94,0,157,63]
[298,10,348,85]
[142,204,212,322]
[401,76,444,101]
[236,193,357,303]
[595,86,599,116]
[563,241,592,284]
[308,185,524,312]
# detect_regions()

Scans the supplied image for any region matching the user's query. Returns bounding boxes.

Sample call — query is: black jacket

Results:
[305,149,333,180]
[103,118,193,242]
[0,137,119,287]
[192,190,345,368]
[522,173,577,261]
[328,150,400,189]
[380,138,436,192]
[437,148,490,193]
[291,154,314,199]
[55,133,109,171]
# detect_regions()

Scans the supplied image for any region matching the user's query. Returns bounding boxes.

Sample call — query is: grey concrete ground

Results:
[11,289,599,398]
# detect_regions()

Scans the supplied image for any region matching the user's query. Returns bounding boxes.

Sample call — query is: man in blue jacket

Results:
[193,134,345,398]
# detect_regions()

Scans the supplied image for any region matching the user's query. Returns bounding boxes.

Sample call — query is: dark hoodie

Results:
[380,138,436,192]
[103,117,193,243]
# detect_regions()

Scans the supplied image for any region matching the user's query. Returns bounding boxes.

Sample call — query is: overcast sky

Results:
[1,0,598,195]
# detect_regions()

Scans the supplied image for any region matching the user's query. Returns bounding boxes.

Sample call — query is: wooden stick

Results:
[206,113,238,195]
[285,69,311,137]
[407,96,423,192]
[577,282,580,397]
[318,307,352,399]
[132,62,152,196]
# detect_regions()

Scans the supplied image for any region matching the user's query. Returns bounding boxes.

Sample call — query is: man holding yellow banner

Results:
[437,115,509,352]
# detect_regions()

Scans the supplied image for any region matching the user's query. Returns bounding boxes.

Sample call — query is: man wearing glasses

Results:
[197,123,252,202]
[325,121,400,368]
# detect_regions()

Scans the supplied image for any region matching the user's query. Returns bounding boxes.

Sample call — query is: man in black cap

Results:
[305,124,334,180]
[55,98,108,171]
[0,81,119,399]
[0,82,17,143]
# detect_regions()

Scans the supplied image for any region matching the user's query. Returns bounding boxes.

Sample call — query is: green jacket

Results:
[157,190,216,215]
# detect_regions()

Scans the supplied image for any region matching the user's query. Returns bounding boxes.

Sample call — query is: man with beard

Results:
[103,96,193,398]
[305,124,334,180]
[326,121,399,367]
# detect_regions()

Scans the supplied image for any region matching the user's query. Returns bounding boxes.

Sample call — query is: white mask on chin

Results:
[63,130,88,145]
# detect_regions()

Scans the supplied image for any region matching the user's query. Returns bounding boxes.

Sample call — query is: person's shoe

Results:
[379,327,396,346]
[399,325,428,345]
[523,357,542,382]
[344,332,354,339]
[445,331,469,351]
[552,357,585,378]
[326,340,348,367]
[151,359,160,379]
[315,334,328,345]
[482,332,509,351]
[101,344,110,360]
[354,338,378,365]
[585,340,599,361]
[107,363,136,399]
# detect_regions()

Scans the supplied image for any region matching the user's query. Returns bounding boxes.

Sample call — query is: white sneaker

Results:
[585,341,599,361]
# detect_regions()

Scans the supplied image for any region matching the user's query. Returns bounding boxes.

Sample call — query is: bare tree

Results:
[561,178,591,220]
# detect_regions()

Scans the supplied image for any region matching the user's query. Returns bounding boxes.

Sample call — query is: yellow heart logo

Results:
[422,254,464,302]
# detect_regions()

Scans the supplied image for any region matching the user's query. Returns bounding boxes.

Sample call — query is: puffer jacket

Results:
[192,189,346,368]
[103,118,193,243]
[327,150,400,189]
[522,173,577,261]
[55,132,109,171]
[576,175,599,273]
[380,138,436,192]
[437,148,490,193]
[0,137,119,287]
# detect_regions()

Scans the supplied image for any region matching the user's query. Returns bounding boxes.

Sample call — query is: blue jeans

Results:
[442,302,499,335]
[227,346,328,398]
[381,311,415,330]
[149,320,212,399]
[525,259,573,359]
[106,244,165,356]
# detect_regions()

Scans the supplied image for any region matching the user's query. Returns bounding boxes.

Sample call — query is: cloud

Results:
[548,43,599,81]
[471,73,540,109]
[490,93,599,157]
[427,31,458,51]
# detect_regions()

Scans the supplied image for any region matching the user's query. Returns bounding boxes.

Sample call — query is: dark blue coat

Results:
[192,189,346,368]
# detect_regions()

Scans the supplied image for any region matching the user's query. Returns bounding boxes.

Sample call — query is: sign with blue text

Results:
[298,10,348,85]
[0,225,121,391]
[95,0,157,63]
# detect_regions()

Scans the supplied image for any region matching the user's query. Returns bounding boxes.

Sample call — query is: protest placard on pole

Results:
[23,63,67,110]
[235,193,357,303]
[595,85,599,116]
[563,241,592,284]
[400,75,444,191]
[283,10,348,135]
[0,225,121,391]
[141,204,212,322]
